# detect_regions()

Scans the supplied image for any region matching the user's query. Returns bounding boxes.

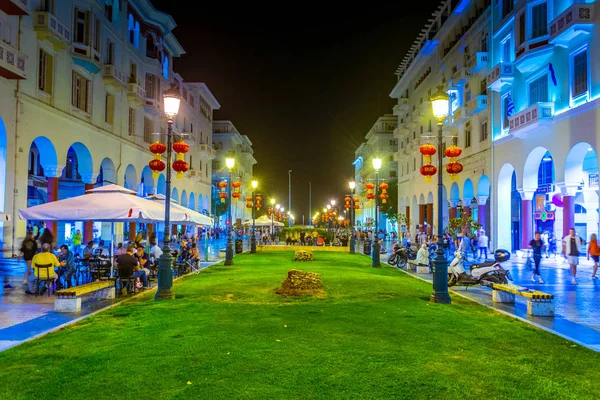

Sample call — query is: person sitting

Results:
[135,246,152,278]
[149,241,163,261]
[57,244,76,289]
[417,243,430,270]
[82,241,95,259]
[116,246,148,291]
[26,244,60,295]
[94,240,109,258]
[114,243,125,256]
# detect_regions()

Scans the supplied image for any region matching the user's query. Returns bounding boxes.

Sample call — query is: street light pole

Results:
[225,156,235,266]
[251,180,258,253]
[430,86,451,304]
[155,86,181,301]
[349,181,356,254]
[372,158,382,268]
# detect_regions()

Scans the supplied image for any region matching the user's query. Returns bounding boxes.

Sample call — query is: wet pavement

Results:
[382,250,600,352]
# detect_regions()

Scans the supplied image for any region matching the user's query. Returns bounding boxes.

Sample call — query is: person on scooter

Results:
[529,231,545,284]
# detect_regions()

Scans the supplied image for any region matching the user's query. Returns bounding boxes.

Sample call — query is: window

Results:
[413,158,416,171]
[93,17,100,50]
[413,131,416,139]
[146,34,157,59]
[105,94,114,125]
[71,71,91,113]
[190,95,195,108]
[389,155,394,161]
[480,121,488,142]
[451,137,458,146]
[128,14,140,48]
[502,93,511,130]
[517,13,525,45]
[162,54,169,79]
[38,49,53,94]
[74,9,89,44]
[143,117,153,143]
[501,35,511,62]
[128,108,135,135]
[420,126,423,134]
[40,0,54,12]
[104,2,113,22]
[106,41,114,64]
[572,48,588,99]
[480,79,487,95]
[528,73,548,106]
[182,88,188,102]
[502,0,514,18]
[390,171,397,178]
[531,2,548,39]
[428,120,432,132]
[465,127,471,148]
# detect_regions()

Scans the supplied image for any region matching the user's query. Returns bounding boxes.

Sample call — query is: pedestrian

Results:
[529,232,545,283]
[20,232,38,284]
[587,233,600,279]
[478,231,489,260]
[72,229,82,257]
[562,227,582,285]
[38,227,54,250]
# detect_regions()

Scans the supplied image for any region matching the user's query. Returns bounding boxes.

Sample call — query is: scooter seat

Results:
[472,260,495,269]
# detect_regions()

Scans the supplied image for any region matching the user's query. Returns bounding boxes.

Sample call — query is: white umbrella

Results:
[243,215,284,227]
[19,184,190,223]
[145,194,213,226]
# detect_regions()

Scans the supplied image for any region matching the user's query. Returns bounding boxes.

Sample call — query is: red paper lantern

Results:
[445,145,462,159]
[232,192,241,199]
[218,181,228,189]
[345,204,351,209]
[420,164,437,183]
[246,196,253,202]
[148,159,165,172]
[419,143,437,164]
[379,182,389,193]
[218,192,227,203]
[365,183,375,190]
[255,196,262,202]
[446,162,463,181]
[172,141,189,154]
[366,192,376,200]
[246,204,253,208]
[354,197,360,203]
[172,159,189,179]
[149,142,167,155]
[354,204,360,210]
[344,197,351,202]
[232,181,241,189]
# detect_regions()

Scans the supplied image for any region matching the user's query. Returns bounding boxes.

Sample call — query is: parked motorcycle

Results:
[447,249,512,287]
[388,243,416,268]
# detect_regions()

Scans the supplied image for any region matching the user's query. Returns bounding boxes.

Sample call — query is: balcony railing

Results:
[0,0,29,15]
[34,11,70,50]
[549,2,595,48]
[514,37,554,73]
[452,66,470,85]
[466,52,489,74]
[102,64,127,90]
[509,102,554,136]
[71,42,101,73]
[487,62,514,92]
[126,83,146,108]
[0,41,26,79]
[465,95,487,115]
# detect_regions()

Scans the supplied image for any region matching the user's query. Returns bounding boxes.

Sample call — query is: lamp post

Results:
[224,155,235,266]
[430,85,451,304]
[372,157,382,267]
[250,180,258,253]
[155,86,181,301]
[349,180,356,254]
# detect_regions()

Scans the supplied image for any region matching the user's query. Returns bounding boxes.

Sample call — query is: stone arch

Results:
[189,192,195,210]
[156,174,166,195]
[67,142,94,179]
[181,189,188,207]
[564,142,597,185]
[427,192,434,204]
[198,194,203,212]
[30,136,58,172]
[203,195,209,211]
[477,175,491,198]
[141,165,154,195]
[0,117,6,211]
[497,163,516,251]
[523,146,551,190]
[418,193,425,204]
[171,187,179,203]
[99,157,117,185]
[463,178,474,202]
[449,182,460,201]
[124,164,137,190]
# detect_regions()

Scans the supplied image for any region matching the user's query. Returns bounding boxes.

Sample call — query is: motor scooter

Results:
[447,249,512,287]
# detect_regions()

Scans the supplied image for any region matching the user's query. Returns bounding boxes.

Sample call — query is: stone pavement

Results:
[384,252,600,352]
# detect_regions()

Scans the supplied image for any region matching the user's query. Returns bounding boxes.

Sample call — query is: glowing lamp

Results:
[430,85,449,122]
[225,156,235,170]
[163,86,181,119]
[251,180,258,189]
[349,181,356,190]
[372,157,382,171]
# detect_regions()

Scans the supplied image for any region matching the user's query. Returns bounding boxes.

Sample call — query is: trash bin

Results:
[235,238,243,254]
[363,240,371,255]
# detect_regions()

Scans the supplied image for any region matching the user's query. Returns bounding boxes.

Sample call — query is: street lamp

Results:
[224,155,235,266]
[430,85,451,304]
[372,157,382,267]
[155,86,181,300]
[250,179,258,253]
[349,180,356,254]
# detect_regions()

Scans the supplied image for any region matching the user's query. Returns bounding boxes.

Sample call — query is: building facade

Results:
[353,114,398,231]
[490,0,599,252]
[0,0,220,254]
[212,120,257,227]
[389,0,493,237]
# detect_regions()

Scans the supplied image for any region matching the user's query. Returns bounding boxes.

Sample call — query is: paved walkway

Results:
[384,252,600,352]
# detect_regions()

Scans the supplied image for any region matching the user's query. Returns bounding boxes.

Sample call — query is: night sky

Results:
[150,2,441,223]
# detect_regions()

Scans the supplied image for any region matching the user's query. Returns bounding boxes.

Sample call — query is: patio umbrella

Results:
[145,194,213,226]
[243,215,284,227]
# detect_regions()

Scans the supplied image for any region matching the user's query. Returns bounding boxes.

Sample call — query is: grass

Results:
[1,251,599,399]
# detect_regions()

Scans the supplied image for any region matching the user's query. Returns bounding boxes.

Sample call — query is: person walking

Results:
[20,232,38,284]
[587,233,600,279]
[529,232,545,283]
[478,231,489,260]
[562,228,582,285]
[72,229,82,257]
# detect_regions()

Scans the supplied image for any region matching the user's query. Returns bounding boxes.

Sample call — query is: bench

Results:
[407,260,429,274]
[491,283,554,317]
[54,280,116,313]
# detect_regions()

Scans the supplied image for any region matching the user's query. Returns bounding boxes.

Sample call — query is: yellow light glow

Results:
[349,181,356,190]
[431,85,450,121]
[251,180,258,189]
[225,156,235,170]
[372,157,382,171]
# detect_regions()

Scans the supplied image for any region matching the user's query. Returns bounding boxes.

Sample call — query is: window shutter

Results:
[47,53,54,94]
[71,71,77,107]
[86,78,92,114]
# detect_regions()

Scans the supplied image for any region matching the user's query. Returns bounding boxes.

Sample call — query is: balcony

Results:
[466,52,489,75]
[71,42,101,74]
[419,99,431,112]
[102,64,127,90]
[452,67,470,86]
[188,169,202,182]
[33,11,70,50]
[487,62,514,92]
[144,97,161,116]
[452,106,468,123]
[0,0,29,15]
[447,78,458,91]
[126,83,146,108]
[550,2,595,48]
[198,144,216,160]
[393,126,410,139]
[509,102,554,138]
[0,41,26,79]
[514,37,554,73]
[393,98,409,115]
[466,95,487,115]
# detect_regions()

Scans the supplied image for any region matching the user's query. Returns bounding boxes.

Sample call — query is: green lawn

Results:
[1,251,598,399]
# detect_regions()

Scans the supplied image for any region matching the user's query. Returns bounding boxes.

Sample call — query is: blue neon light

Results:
[454,0,470,14]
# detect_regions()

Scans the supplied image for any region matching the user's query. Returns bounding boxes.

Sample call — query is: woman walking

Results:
[529,232,545,283]
[20,232,38,284]
[587,233,600,279]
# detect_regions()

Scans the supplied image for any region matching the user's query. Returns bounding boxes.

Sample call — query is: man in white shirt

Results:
[478,232,489,260]
[150,242,163,261]
[562,228,582,285]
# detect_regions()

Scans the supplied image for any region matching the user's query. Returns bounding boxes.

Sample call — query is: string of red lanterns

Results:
[418,142,463,182]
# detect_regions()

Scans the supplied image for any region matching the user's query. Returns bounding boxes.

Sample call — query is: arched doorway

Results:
[171,187,179,204]
[198,194,203,213]
[140,165,154,196]
[462,179,474,217]
[477,175,491,232]
[523,147,554,249]
[123,164,137,191]
[180,190,188,208]
[189,192,195,211]
[156,174,166,195]
[497,163,518,251]
[98,157,117,185]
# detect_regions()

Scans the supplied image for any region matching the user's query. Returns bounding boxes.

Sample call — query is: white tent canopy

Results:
[243,215,284,227]
[145,194,213,226]
[18,184,203,225]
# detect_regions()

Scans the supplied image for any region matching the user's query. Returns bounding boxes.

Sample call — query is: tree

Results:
[447,215,481,240]
[379,180,398,215]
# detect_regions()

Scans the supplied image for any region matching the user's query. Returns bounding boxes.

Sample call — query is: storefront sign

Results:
[534,211,554,222]
[535,194,545,213]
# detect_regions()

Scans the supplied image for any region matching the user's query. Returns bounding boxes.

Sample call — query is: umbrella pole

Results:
[110,222,114,277]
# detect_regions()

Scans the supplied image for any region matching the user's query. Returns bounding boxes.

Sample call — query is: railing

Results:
[0,41,26,79]
[1,0,29,15]
[33,11,70,43]
[466,95,487,115]
[486,62,514,90]
[466,52,489,73]
[509,102,554,132]
[102,64,127,86]
[550,2,595,43]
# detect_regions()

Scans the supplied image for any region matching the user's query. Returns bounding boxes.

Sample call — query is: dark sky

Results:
[150,2,441,222]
